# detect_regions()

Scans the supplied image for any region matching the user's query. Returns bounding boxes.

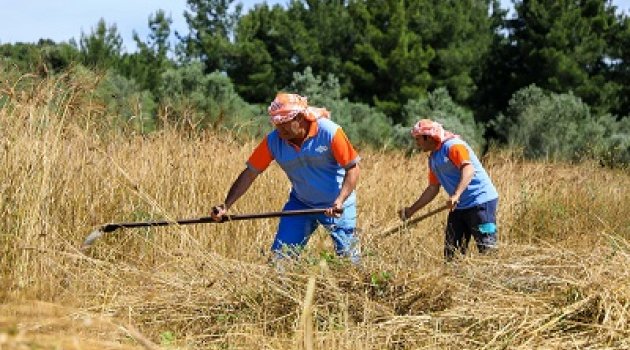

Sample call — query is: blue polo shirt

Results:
[247,118,360,208]
[428,138,498,209]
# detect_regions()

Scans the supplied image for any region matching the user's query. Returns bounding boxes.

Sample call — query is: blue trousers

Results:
[445,198,498,261]
[271,195,360,264]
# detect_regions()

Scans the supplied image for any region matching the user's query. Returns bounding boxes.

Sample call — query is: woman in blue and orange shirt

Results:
[400,119,499,261]
[211,93,361,264]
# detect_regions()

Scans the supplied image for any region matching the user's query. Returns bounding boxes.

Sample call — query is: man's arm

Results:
[328,128,360,217]
[447,163,474,210]
[211,168,259,221]
[400,184,440,220]
[327,164,360,217]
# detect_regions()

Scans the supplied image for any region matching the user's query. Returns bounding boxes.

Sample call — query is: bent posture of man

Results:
[212,93,361,264]
[400,119,499,261]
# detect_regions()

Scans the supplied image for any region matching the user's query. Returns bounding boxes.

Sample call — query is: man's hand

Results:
[446,195,460,211]
[211,204,227,222]
[325,199,343,217]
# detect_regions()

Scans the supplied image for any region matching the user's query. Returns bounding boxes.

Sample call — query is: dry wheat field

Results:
[1,73,629,349]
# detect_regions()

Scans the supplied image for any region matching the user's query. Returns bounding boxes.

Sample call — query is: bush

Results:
[595,115,630,168]
[157,63,260,133]
[493,85,621,163]
[95,70,156,132]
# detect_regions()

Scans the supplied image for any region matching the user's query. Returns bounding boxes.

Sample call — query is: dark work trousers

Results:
[444,198,498,261]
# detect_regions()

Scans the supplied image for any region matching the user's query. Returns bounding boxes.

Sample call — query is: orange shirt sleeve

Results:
[428,169,440,185]
[246,137,274,173]
[448,144,471,168]
[331,128,359,168]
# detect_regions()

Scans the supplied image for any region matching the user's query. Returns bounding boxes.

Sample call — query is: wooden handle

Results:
[381,205,449,237]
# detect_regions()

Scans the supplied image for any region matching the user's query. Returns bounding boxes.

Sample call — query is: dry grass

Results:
[1,72,629,349]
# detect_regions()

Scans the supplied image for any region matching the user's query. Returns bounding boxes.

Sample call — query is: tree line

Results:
[1,0,628,165]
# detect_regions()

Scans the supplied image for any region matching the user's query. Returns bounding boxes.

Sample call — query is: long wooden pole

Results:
[82,208,338,250]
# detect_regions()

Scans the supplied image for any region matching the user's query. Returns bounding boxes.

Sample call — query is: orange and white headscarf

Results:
[411,119,459,143]
[268,93,330,125]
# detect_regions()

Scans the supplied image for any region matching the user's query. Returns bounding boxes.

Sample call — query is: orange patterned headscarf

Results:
[268,93,330,125]
[411,119,458,143]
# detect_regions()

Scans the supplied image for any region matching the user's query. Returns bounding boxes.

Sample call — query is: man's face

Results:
[414,135,435,152]
[275,114,305,140]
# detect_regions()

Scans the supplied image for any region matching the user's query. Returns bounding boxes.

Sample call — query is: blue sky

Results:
[1,0,629,52]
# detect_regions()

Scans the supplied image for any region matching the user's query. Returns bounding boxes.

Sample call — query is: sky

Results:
[1,0,629,52]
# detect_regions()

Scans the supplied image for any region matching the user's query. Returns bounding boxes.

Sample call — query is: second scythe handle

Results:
[381,205,449,237]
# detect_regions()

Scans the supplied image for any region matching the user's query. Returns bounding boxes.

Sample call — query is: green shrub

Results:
[95,69,156,132]
[494,85,625,164]
[595,115,630,168]
[157,63,260,133]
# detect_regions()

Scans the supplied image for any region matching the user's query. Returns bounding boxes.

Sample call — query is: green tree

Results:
[119,10,174,93]
[412,0,499,105]
[180,0,242,73]
[291,0,357,88]
[507,0,622,115]
[230,4,285,102]
[344,0,435,122]
[230,2,317,103]
[469,2,513,135]
[79,18,123,68]
[607,10,630,118]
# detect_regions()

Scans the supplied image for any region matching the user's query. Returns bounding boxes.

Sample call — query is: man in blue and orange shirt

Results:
[399,119,499,260]
[211,93,361,263]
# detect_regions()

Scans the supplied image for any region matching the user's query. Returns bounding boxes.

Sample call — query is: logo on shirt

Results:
[444,157,450,163]
[315,145,328,153]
